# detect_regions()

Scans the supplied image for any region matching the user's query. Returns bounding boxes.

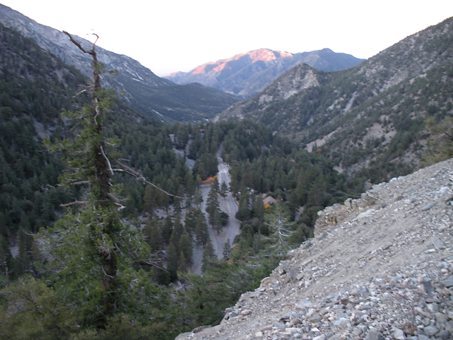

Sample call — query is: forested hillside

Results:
[221,17,453,182]
[0,22,83,279]
[0,4,239,122]
[0,22,359,339]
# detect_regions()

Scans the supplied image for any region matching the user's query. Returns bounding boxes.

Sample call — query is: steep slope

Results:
[220,17,453,181]
[178,157,453,339]
[0,4,238,122]
[167,48,363,97]
[0,21,86,275]
[0,20,196,280]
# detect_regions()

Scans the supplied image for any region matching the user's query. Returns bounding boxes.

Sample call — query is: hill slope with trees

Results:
[221,17,453,182]
[0,4,239,122]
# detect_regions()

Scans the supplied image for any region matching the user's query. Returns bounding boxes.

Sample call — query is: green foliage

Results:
[423,115,453,164]
[0,23,81,280]
[0,20,365,338]
[0,277,78,339]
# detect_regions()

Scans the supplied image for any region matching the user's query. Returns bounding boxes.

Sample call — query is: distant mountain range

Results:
[167,48,364,97]
[220,17,453,181]
[0,4,238,122]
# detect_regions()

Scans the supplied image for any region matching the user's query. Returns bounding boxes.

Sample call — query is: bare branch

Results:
[60,200,88,207]
[107,193,126,211]
[101,265,115,279]
[91,33,99,47]
[62,31,91,55]
[73,88,88,98]
[116,160,184,199]
[68,180,90,186]
[100,145,114,176]
[136,260,168,272]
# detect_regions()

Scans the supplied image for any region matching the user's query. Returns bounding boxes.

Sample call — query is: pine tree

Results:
[202,239,216,272]
[167,242,178,282]
[223,240,231,260]
[265,204,295,257]
[43,32,152,329]
[236,189,251,221]
[179,230,193,271]
[220,181,228,197]
[207,181,221,229]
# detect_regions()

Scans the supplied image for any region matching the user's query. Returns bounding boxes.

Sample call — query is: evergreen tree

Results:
[179,230,193,271]
[236,189,251,221]
[207,181,222,230]
[144,218,163,252]
[223,241,231,260]
[167,242,179,282]
[202,239,216,272]
[220,181,228,197]
[265,204,295,256]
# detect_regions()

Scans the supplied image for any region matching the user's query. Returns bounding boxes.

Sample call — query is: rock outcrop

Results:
[177,158,453,339]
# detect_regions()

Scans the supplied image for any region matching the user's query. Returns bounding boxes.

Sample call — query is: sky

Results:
[2,0,453,76]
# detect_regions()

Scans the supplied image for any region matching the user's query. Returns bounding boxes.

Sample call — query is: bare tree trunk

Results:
[63,31,117,328]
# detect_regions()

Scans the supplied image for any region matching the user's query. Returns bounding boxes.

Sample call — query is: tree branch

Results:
[116,160,184,199]
[100,145,114,176]
[62,31,91,55]
[60,200,88,207]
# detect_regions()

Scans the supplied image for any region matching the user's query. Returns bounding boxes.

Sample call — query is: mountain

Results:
[0,4,238,122]
[220,17,453,181]
[167,48,364,97]
[177,157,453,339]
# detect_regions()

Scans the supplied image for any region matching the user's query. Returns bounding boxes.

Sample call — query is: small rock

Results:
[427,303,438,313]
[352,327,363,336]
[417,335,430,340]
[365,329,384,340]
[423,279,434,295]
[441,275,453,288]
[254,331,263,338]
[295,298,312,309]
[448,310,453,320]
[313,335,326,340]
[421,202,435,211]
[240,309,252,316]
[437,330,452,339]
[432,235,445,249]
[333,317,349,328]
[423,325,439,336]
[392,327,406,339]
[308,313,322,323]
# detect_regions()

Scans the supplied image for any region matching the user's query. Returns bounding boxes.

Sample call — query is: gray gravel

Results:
[177,158,453,339]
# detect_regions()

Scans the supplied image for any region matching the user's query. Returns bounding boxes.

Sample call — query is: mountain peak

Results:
[246,48,293,62]
[167,48,363,97]
[217,16,453,179]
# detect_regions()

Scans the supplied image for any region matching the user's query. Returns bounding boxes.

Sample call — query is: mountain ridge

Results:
[219,17,453,181]
[167,48,363,97]
[0,4,238,122]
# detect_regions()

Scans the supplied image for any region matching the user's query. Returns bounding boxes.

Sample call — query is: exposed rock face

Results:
[177,158,453,339]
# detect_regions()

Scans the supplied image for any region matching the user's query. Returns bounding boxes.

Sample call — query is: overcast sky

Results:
[2,0,453,76]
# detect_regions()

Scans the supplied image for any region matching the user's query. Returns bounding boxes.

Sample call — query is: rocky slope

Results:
[167,48,363,97]
[177,158,453,339]
[0,4,238,122]
[220,17,453,181]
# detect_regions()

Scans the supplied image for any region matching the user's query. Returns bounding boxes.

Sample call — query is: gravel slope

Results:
[178,158,453,339]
